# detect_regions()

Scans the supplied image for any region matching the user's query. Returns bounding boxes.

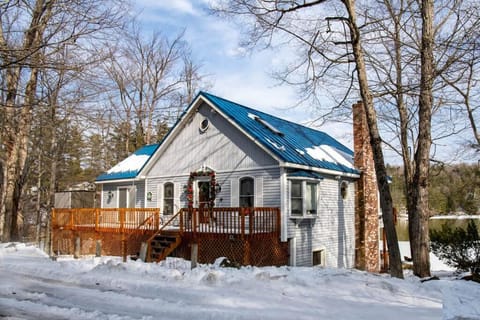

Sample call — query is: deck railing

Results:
[52,207,280,237]
[177,207,281,238]
[52,208,161,233]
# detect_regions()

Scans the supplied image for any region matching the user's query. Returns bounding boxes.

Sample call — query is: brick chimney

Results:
[353,101,380,273]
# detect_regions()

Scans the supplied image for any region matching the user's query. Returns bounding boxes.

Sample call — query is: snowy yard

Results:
[0,243,479,320]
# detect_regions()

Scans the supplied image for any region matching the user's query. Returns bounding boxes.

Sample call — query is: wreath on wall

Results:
[186,169,217,208]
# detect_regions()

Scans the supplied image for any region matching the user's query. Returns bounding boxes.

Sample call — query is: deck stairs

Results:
[149,231,182,262]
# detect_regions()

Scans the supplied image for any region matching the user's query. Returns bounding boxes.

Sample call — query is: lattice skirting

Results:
[172,236,289,267]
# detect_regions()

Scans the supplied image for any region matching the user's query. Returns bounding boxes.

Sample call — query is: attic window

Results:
[199,118,209,133]
[249,113,284,136]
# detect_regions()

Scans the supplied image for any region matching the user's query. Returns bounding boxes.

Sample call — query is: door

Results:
[197,180,212,223]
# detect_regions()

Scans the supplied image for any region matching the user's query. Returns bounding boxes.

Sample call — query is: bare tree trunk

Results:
[344,0,403,278]
[409,0,434,278]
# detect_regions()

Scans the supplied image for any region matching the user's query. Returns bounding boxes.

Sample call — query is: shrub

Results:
[430,220,480,275]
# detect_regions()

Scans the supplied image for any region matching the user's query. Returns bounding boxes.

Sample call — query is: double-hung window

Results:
[239,177,254,207]
[289,180,318,217]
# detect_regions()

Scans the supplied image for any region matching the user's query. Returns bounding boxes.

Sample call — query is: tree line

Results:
[389,163,480,215]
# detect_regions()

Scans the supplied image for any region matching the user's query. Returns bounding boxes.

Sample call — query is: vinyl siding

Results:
[287,177,356,268]
[147,102,277,177]
[146,167,280,212]
[101,181,145,208]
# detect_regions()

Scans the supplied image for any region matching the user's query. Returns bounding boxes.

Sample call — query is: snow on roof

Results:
[96,144,159,182]
[201,92,359,175]
[305,145,354,169]
[106,154,150,174]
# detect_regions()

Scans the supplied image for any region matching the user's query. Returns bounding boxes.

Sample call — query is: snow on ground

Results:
[0,243,479,320]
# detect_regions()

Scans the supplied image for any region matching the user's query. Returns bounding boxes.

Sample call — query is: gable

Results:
[145,102,278,176]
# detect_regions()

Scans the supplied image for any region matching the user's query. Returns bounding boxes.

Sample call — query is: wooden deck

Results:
[51,207,287,266]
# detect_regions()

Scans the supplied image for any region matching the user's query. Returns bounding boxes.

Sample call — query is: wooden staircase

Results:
[149,231,182,262]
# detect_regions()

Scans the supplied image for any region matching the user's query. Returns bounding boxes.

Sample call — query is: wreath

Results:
[186,169,217,208]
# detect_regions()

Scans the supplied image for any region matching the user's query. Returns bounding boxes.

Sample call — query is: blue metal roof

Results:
[95,144,160,182]
[287,170,325,179]
[200,92,358,175]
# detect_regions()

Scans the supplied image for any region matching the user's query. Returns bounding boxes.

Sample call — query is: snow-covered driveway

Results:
[0,243,478,320]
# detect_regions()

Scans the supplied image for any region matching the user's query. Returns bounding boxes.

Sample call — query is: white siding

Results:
[100,181,145,208]
[287,177,356,268]
[147,103,277,177]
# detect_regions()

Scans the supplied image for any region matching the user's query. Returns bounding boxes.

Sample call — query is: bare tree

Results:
[104,23,202,154]
[0,0,127,242]
[211,0,404,278]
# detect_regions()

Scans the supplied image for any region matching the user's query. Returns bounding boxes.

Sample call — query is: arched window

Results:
[164,182,174,215]
[239,177,254,207]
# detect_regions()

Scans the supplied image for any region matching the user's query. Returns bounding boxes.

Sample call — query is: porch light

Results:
[107,191,114,200]
[146,192,152,201]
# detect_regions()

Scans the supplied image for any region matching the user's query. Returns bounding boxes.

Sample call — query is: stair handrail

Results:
[145,209,184,262]
[122,210,160,261]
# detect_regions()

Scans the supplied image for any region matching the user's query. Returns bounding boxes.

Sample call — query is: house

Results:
[54,92,379,270]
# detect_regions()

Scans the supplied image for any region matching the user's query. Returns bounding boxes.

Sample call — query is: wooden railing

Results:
[178,207,281,238]
[52,208,161,233]
[51,207,280,236]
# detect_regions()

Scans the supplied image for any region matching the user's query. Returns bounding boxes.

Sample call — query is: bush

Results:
[430,220,480,275]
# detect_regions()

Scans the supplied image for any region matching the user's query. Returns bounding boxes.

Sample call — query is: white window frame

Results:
[239,176,255,208]
[163,182,175,215]
[288,178,320,218]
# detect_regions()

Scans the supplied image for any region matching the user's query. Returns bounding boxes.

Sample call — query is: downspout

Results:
[280,167,288,242]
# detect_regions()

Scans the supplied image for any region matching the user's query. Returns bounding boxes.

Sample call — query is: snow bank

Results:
[0,243,478,320]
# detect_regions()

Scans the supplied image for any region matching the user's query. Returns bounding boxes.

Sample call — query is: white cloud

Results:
[135,0,198,16]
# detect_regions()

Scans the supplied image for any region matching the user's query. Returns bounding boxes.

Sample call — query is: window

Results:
[306,183,317,214]
[199,118,209,133]
[239,177,254,207]
[163,182,174,215]
[290,181,303,215]
[312,249,325,266]
[289,180,319,217]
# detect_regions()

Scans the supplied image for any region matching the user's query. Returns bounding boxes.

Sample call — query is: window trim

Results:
[163,182,174,215]
[239,176,255,208]
[288,178,320,218]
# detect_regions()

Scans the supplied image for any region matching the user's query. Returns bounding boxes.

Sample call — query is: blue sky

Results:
[131,1,476,165]
[132,0,356,152]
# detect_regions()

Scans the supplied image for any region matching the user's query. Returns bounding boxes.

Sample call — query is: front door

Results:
[197,180,211,223]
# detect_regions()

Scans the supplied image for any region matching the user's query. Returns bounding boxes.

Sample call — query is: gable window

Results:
[239,177,254,207]
[289,179,319,217]
[164,182,174,215]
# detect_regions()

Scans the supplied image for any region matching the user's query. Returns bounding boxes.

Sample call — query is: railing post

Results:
[249,208,254,236]
[69,210,74,230]
[155,210,159,229]
[192,208,197,238]
[95,208,99,231]
[180,209,184,233]
[276,208,281,237]
[120,208,125,233]
[240,208,245,239]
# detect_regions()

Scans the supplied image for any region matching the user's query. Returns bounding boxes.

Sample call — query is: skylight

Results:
[248,113,284,136]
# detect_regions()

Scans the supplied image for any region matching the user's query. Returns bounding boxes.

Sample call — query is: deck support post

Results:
[95,240,102,257]
[74,236,80,259]
[191,243,198,269]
